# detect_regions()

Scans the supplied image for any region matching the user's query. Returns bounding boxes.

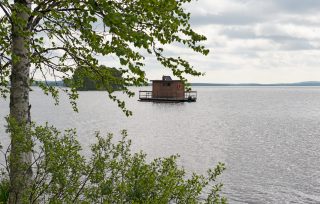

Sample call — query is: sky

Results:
[1,1,320,83]
[144,0,320,83]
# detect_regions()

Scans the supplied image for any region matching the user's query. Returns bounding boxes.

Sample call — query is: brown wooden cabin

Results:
[139,76,197,102]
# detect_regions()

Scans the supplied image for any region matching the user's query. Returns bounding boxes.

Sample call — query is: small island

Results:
[64,65,123,91]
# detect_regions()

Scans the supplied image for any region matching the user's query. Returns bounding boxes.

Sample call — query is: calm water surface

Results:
[1,86,320,203]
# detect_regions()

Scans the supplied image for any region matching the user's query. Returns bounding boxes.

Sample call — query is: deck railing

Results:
[139,90,197,101]
[139,91,152,99]
[185,91,197,100]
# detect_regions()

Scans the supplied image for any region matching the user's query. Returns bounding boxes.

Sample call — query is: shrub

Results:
[1,123,226,203]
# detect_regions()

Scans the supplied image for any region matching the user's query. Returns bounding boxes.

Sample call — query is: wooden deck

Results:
[139,91,197,102]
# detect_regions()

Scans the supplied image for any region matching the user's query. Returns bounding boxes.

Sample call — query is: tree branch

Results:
[28,1,61,30]
[0,2,12,23]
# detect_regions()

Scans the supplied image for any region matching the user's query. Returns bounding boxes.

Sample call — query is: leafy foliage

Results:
[0,143,9,204]
[0,0,208,113]
[1,123,226,203]
[0,175,9,204]
[0,178,9,204]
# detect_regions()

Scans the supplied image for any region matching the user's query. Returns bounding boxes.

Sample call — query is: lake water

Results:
[1,86,320,203]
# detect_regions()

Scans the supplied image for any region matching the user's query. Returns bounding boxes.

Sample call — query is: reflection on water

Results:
[1,86,320,203]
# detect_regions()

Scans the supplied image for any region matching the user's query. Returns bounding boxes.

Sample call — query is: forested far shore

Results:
[31,81,320,87]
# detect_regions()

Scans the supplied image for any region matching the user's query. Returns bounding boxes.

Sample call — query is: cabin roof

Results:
[162,75,172,80]
[151,76,182,82]
[151,80,182,82]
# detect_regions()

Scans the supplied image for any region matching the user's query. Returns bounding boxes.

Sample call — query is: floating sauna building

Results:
[139,76,197,102]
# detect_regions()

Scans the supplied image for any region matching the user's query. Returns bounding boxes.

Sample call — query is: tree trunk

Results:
[9,0,32,203]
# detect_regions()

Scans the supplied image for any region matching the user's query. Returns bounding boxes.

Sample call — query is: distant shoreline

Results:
[190,82,320,86]
[31,81,320,87]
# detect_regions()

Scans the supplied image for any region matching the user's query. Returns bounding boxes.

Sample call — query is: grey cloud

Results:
[190,12,266,26]
[220,27,317,51]
[190,0,320,27]
[273,0,320,13]
[281,18,320,27]
[221,27,304,41]
[281,39,315,50]
[220,27,256,39]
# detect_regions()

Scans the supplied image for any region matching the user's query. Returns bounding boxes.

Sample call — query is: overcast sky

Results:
[145,0,320,83]
[2,1,320,83]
